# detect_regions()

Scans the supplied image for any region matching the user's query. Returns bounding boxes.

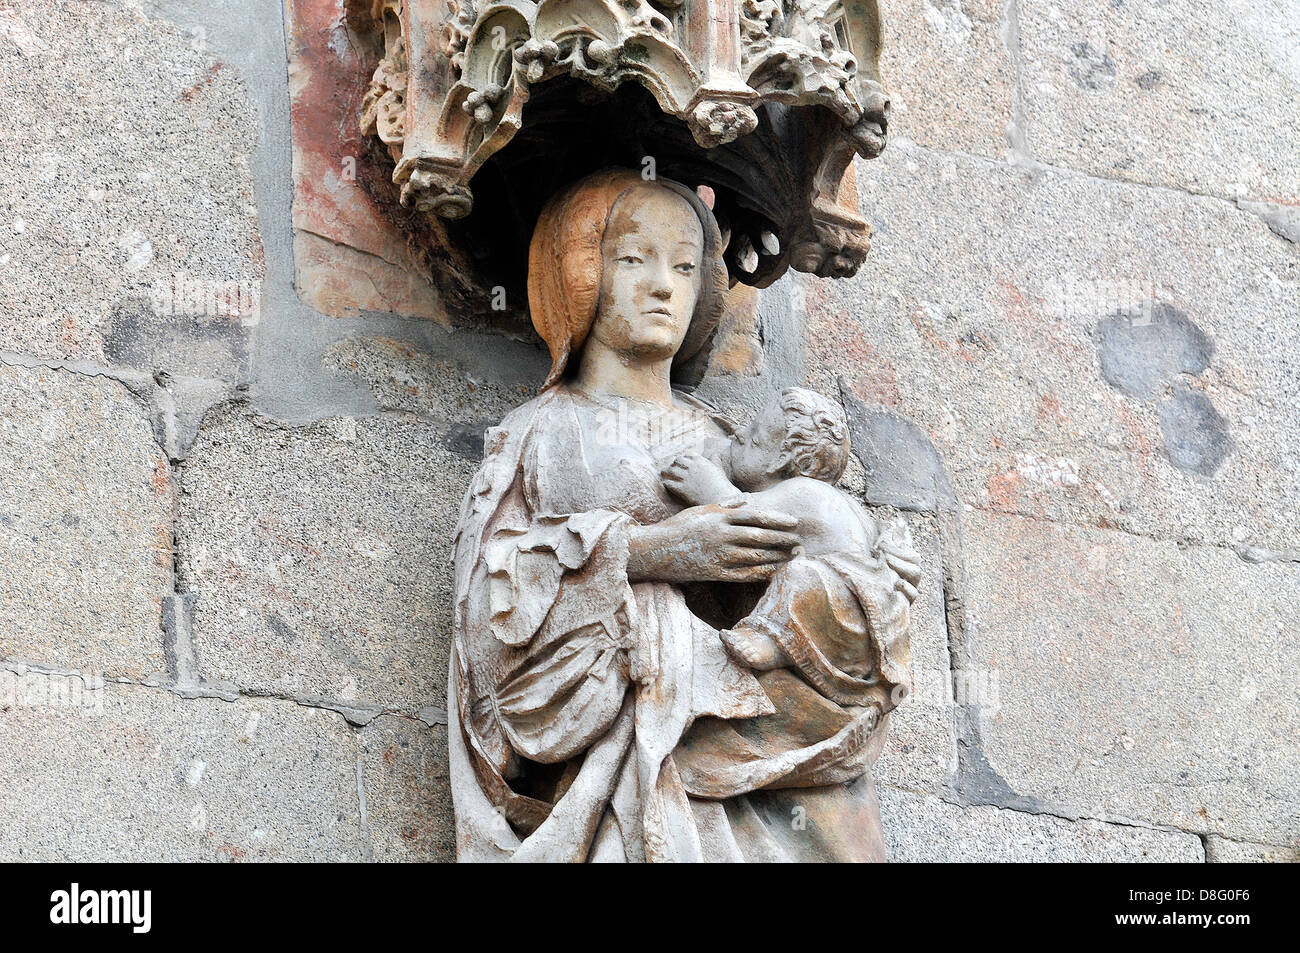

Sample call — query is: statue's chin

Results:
[617,335,687,363]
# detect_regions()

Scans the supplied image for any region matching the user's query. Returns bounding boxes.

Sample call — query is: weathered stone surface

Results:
[1205,835,1300,863]
[842,385,956,511]
[360,715,453,862]
[177,402,479,711]
[1018,0,1300,202]
[321,336,533,426]
[0,0,263,367]
[878,0,1018,158]
[872,512,958,792]
[807,141,1300,554]
[879,787,1205,862]
[286,0,444,322]
[294,231,442,320]
[963,509,1300,846]
[0,365,172,679]
[705,284,764,378]
[0,683,361,861]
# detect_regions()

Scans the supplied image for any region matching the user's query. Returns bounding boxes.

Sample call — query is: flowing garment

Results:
[448,387,918,862]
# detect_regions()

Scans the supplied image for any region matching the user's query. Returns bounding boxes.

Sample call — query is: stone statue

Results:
[449,168,920,862]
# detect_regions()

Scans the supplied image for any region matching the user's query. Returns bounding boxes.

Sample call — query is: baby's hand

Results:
[660,451,739,506]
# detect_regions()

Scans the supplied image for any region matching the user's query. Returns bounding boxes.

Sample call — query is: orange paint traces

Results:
[180,63,225,103]
[152,460,170,496]
[984,468,1024,511]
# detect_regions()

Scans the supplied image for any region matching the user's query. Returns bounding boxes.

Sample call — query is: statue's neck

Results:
[572,338,675,407]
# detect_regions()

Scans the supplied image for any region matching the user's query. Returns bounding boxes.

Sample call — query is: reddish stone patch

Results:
[994,275,1088,363]
[1035,392,1067,429]
[984,468,1024,511]
[286,0,441,318]
[151,459,170,496]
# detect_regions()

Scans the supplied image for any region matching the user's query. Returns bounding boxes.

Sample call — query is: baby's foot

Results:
[721,627,789,671]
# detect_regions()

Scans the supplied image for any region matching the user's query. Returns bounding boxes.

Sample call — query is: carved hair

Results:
[527,168,730,391]
[775,386,851,482]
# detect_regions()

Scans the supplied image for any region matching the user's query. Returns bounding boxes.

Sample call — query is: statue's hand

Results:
[875,517,922,604]
[627,500,799,583]
[660,451,739,506]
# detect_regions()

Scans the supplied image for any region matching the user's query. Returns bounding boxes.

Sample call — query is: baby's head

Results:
[729,387,851,490]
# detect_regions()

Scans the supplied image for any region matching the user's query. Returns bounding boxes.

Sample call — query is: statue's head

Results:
[528,169,728,390]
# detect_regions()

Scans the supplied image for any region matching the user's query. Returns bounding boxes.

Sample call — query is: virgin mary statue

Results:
[448,168,920,862]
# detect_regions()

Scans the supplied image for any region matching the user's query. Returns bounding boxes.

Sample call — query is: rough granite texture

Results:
[360,716,455,863]
[962,509,1300,846]
[1017,0,1300,202]
[880,787,1206,862]
[0,0,1294,861]
[0,0,263,368]
[879,0,1018,159]
[0,682,362,862]
[811,142,1300,556]
[176,403,477,712]
[0,364,172,680]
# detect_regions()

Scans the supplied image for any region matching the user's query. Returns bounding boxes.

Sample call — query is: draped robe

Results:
[449,386,917,862]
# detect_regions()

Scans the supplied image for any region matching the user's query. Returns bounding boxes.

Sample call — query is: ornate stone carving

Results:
[349,0,890,304]
[449,171,919,862]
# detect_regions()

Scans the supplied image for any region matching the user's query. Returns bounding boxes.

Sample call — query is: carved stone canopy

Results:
[349,0,889,314]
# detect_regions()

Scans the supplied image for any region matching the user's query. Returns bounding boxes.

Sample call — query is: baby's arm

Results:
[661,451,742,506]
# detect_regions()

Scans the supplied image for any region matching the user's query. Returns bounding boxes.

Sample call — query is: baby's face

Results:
[728,401,787,490]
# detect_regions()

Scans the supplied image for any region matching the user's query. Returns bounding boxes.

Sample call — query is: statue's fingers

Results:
[723,504,798,531]
[722,546,794,567]
[723,526,801,550]
[895,579,919,603]
[883,551,923,583]
[719,563,784,583]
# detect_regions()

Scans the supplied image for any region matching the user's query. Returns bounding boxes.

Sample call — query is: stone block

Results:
[285,0,445,322]
[0,0,263,367]
[1205,835,1299,863]
[361,715,454,862]
[0,365,172,680]
[0,682,362,861]
[962,509,1300,846]
[808,141,1300,554]
[1018,0,1300,202]
[880,787,1205,861]
[878,0,1019,158]
[177,403,479,711]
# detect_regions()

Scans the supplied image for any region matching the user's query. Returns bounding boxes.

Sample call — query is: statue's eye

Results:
[676,262,696,274]
[618,254,643,265]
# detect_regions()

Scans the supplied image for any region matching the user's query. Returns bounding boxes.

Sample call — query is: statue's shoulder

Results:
[483,387,573,455]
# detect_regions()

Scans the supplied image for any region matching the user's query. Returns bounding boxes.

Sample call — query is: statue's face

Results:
[729,399,788,489]
[592,185,704,362]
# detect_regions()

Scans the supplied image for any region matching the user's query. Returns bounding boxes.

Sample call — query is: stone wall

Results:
[1,0,1295,861]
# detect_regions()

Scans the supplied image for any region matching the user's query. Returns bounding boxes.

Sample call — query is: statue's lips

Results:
[642,308,675,321]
